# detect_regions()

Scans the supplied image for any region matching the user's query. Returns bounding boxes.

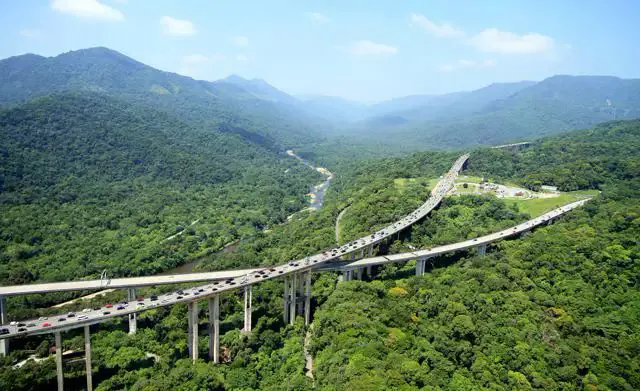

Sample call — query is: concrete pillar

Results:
[55,331,63,391]
[84,326,93,391]
[416,259,426,276]
[547,219,553,226]
[187,302,198,361]
[243,285,252,333]
[297,273,305,315]
[208,296,219,363]
[289,273,297,325]
[350,252,355,261]
[0,296,7,356]
[477,244,487,256]
[127,288,137,335]
[366,265,373,278]
[304,270,312,326]
[283,277,290,324]
[368,245,374,257]
[359,249,364,259]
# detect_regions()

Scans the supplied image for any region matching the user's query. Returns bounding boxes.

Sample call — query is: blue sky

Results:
[1,0,639,102]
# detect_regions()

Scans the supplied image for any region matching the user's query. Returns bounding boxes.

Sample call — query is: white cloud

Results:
[20,29,42,38]
[438,59,496,72]
[236,54,248,62]
[349,40,398,56]
[307,12,330,24]
[470,28,554,54]
[231,36,249,47]
[160,16,195,36]
[51,0,124,21]
[410,13,464,38]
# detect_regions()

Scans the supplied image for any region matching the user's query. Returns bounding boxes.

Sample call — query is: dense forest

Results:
[0,92,323,307]
[1,120,638,390]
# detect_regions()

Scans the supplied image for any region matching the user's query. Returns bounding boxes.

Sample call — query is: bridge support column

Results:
[342,269,352,282]
[208,296,219,363]
[55,331,64,391]
[304,270,312,326]
[368,245,374,257]
[289,273,297,325]
[84,326,93,391]
[416,259,427,276]
[243,285,252,333]
[127,288,137,335]
[0,296,8,356]
[283,276,290,324]
[366,265,373,278]
[350,252,355,261]
[187,302,199,361]
[297,273,305,315]
[547,219,553,226]
[477,244,487,256]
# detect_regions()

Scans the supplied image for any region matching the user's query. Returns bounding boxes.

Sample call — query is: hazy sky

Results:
[1,0,639,102]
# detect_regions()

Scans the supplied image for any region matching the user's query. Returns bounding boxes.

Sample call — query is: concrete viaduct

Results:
[0,154,590,390]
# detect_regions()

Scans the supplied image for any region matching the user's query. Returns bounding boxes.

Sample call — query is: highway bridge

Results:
[491,141,532,151]
[0,154,590,390]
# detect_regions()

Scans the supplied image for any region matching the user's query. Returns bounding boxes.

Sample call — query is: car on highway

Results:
[78,315,89,321]
[0,328,8,335]
[103,311,111,316]
[42,322,51,327]
[82,308,92,313]
[67,312,75,317]
[57,318,66,322]
[105,304,113,308]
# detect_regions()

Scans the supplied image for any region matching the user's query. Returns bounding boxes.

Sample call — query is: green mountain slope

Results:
[0,47,324,149]
[346,76,640,149]
[310,120,640,390]
[0,92,322,285]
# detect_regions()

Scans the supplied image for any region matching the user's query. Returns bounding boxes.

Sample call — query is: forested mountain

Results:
[348,75,640,149]
[213,75,300,106]
[3,120,637,390]
[0,92,322,286]
[0,47,325,149]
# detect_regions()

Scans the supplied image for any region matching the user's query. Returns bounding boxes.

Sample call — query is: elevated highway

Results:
[338,198,588,278]
[0,197,589,342]
[0,269,262,297]
[0,153,592,391]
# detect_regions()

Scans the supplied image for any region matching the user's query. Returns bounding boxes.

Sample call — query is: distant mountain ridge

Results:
[338,75,640,149]
[1,47,638,151]
[0,47,326,150]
